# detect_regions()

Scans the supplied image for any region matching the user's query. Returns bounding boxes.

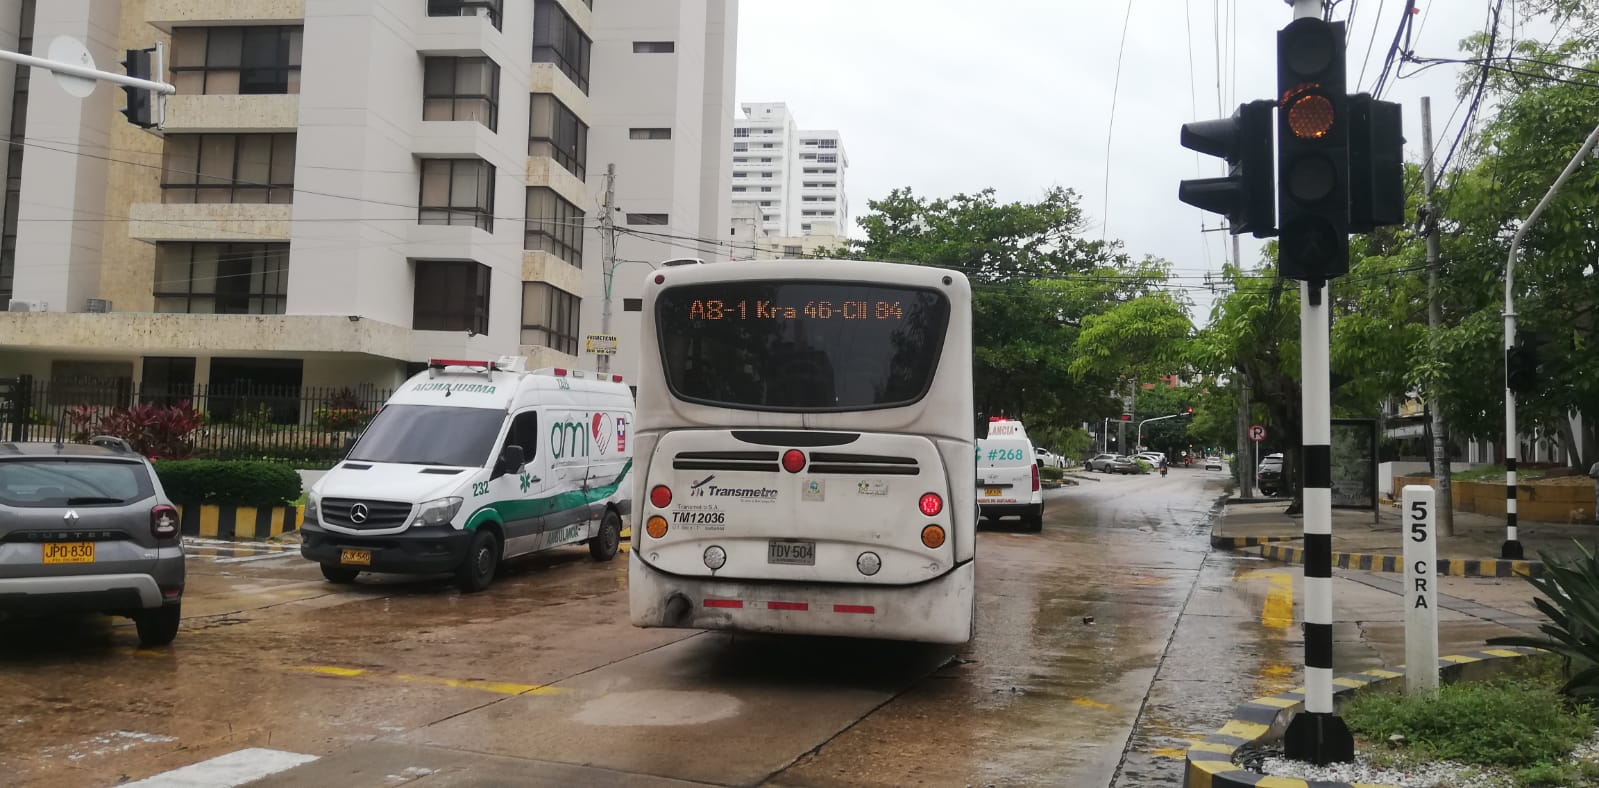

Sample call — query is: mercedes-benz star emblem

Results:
[63,509,80,523]
[349,503,369,524]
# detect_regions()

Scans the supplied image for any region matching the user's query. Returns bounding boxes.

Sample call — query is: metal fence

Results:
[0,376,393,466]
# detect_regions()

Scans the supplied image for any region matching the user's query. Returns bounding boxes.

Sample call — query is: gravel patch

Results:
[1258,727,1599,787]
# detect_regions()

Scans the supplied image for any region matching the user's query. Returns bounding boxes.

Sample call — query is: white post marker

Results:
[1402,484,1440,694]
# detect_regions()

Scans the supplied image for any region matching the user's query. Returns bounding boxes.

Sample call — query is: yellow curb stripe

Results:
[198,504,220,538]
[1481,648,1526,658]
[1441,654,1480,664]
[1188,741,1237,754]
[1218,720,1269,739]
[1361,668,1403,679]
[1333,677,1367,688]
[1254,696,1299,709]
[234,505,258,539]
[1257,777,1311,788]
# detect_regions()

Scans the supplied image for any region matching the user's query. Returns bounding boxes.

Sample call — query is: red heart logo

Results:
[592,413,603,440]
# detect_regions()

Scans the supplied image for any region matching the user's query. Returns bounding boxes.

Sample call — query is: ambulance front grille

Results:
[321,498,413,530]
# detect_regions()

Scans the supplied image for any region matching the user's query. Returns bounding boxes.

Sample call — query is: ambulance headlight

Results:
[414,497,464,527]
[306,491,320,521]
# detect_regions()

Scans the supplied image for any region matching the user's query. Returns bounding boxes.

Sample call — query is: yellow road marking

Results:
[289,665,561,696]
[1153,746,1187,760]
[1070,697,1115,711]
[1239,569,1295,629]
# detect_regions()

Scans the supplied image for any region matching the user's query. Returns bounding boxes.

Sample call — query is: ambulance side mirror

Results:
[494,445,525,478]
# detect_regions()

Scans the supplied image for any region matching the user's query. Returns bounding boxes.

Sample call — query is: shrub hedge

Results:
[154,460,303,507]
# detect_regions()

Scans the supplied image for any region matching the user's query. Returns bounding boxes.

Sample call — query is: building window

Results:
[525,187,584,266]
[0,2,34,304]
[817,154,837,163]
[629,128,672,140]
[733,143,747,152]
[733,172,746,178]
[154,242,288,314]
[429,0,503,29]
[761,173,772,179]
[732,186,746,192]
[762,143,775,149]
[413,260,490,334]
[529,93,587,179]
[521,283,579,354]
[626,213,668,225]
[533,0,591,93]
[760,187,772,192]
[816,139,838,148]
[419,159,494,231]
[633,41,675,53]
[171,26,302,95]
[733,127,749,138]
[802,224,811,231]
[784,245,803,256]
[161,134,295,204]
[423,57,498,130]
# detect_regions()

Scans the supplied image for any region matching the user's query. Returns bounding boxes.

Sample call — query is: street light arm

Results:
[1506,122,1599,313]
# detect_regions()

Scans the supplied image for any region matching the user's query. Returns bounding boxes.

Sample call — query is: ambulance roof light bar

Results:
[426,358,497,381]
[534,368,626,384]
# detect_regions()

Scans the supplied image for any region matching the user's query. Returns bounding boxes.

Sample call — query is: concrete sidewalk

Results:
[1212,499,1599,576]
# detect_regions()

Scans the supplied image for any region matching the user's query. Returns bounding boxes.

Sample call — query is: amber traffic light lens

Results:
[1288,94,1335,139]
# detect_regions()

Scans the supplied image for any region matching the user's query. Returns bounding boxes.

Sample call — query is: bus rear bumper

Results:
[628,553,974,644]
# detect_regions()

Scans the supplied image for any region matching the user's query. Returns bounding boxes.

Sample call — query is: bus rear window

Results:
[655,281,951,411]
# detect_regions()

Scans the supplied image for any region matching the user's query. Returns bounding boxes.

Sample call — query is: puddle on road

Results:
[573,690,742,727]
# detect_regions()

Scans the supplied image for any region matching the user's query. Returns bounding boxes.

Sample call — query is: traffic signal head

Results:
[1276,18,1349,281]
[120,49,154,129]
[1348,94,1405,232]
[1178,100,1276,237]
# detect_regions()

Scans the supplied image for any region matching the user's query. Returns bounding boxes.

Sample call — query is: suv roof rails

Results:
[88,435,134,453]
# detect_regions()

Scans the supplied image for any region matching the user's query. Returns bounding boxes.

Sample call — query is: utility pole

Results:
[597,164,617,374]
[1231,227,1254,497]
[1501,122,1599,559]
[1419,97,1455,536]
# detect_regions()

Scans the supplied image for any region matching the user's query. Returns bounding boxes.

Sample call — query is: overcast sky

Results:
[734,0,1517,322]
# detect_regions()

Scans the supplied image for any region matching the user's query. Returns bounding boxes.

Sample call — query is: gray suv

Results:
[0,438,185,647]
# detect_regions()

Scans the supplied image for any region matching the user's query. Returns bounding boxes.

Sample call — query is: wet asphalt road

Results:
[0,468,1297,787]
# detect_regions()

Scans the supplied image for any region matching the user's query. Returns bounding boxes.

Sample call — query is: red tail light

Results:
[918,492,943,517]
[151,504,179,540]
[650,485,673,508]
[782,449,806,473]
[1031,463,1040,492]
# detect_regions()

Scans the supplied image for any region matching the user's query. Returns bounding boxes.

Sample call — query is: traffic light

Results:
[1276,18,1349,281]
[120,48,155,128]
[1347,94,1405,232]
[1178,100,1276,237]
[1183,407,1194,416]
[1506,342,1536,395]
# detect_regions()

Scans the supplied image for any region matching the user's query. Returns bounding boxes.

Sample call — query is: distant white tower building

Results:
[730,102,847,238]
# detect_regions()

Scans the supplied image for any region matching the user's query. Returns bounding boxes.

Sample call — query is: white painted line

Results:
[120,747,317,787]
[212,551,300,565]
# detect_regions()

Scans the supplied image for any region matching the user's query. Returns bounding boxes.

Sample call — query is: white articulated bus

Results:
[627,259,976,644]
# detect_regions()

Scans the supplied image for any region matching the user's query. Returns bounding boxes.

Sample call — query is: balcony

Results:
[144,0,305,29]
[162,94,298,133]
[525,158,587,209]
[528,64,592,123]
[0,312,412,360]
[128,203,292,243]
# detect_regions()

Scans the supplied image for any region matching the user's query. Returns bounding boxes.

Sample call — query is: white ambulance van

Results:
[300,357,634,592]
[976,419,1044,531]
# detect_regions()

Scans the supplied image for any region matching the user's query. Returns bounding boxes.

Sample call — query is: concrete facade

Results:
[0,0,738,392]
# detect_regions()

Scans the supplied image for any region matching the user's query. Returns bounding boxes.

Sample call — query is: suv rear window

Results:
[656,280,951,411]
[0,459,154,508]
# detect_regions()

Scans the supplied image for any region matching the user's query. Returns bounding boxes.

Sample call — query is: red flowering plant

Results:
[67,401,206,459]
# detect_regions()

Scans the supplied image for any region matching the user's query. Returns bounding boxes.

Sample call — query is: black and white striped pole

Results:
[1277,0,1355,765]
[1500,123,1599,560]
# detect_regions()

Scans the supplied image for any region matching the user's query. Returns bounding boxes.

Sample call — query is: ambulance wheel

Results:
[589,509,622,562]
[456,529,501,593]
[320,564,360,584]
[1023,504,1044,532]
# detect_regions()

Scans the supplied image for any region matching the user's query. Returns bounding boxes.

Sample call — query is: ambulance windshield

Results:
[347,405,506,468]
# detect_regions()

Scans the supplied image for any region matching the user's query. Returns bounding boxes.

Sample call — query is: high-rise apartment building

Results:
[0,0,735,393]
[730,102,846,239]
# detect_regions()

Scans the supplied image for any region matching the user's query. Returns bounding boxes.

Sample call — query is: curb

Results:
[1184,646,1542,788]
[1255,542,1544,578]
[175,503,303,540]
[1210,534,1297,550]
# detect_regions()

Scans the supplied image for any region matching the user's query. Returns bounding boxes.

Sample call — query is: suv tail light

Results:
[151,504,179,541]
[1031,463,1040,492]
